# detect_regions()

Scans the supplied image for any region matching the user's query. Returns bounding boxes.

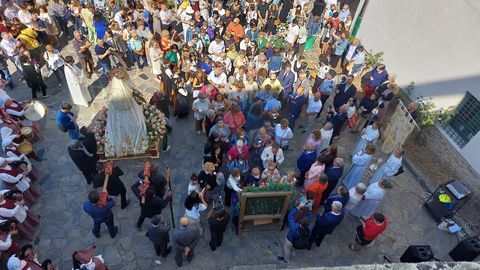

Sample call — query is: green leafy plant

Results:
[416,97,457,127]
[365,50,384,69]
[244,182,293,192]
[398,82,415,104]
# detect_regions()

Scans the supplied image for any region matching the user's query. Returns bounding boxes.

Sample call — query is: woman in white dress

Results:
[352,122,380,155]
[63,56,92,107]
[39,6,59,46]
[319,122,333,153]
[148,40,163,78]
[344,183,367,212]
[342,144,375,189]
[369,148,404,185]
[350,180,388,218]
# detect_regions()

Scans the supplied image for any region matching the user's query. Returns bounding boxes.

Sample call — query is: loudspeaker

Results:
[400,245,434,263]
[449,235,480,261]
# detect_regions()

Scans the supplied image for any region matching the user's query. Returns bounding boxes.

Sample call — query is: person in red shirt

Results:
[305,173,329,213]
[350,212,387,251]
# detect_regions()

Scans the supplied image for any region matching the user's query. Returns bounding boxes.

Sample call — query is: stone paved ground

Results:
[3,37,460,270]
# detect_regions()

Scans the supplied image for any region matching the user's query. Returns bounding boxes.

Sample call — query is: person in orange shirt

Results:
[226,18,244,43]
[305,173,329,213]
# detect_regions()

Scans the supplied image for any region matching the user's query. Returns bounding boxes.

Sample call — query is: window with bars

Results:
[444,92,480,148]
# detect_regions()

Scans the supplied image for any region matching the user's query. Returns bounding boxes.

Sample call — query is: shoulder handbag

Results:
[394,165,404,176]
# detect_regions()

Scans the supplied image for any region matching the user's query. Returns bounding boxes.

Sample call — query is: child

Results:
[299,190,315,211]
[188,173,200,195]
[280,170,297,186]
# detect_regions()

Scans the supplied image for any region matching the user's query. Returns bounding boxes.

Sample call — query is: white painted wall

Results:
[357,0,480,108]
[356,0,480,173]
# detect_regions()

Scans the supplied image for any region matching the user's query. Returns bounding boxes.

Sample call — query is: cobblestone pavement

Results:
[3,39,459,270]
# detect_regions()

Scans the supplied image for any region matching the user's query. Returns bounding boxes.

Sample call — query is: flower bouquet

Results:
[94,107,108,154]
[143,104,167,150]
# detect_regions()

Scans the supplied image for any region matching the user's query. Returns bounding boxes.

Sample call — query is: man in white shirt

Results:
[301,92,323,133]
[0,32,23,73]
[208,35,225,62]
[114,8,127,28]
[343,38,360,71]
[285,19,300,51]
[207,63,227,90]
[261,144,285,169]
[3,2,19,21]
[159,3,173,31]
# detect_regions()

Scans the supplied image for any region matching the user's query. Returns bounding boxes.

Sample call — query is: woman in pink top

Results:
[223,104,246,135]
[304,156,326,188]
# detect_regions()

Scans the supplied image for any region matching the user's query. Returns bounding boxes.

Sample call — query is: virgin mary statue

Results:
[104,69,148,157]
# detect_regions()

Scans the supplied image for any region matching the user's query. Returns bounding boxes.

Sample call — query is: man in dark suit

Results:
[309,201,345,249]
[83,190,118,238]
[333,74,356,110]
[208,208,230,251]
[172,217,200,267]
[131,182,171,229]
[296,143,318,186]
[80,126,97,157]
[326,105,349,141]
[278,64,295,104]
[68,139,98,184]
[137,164,166,198]
[146,215,172,264]
[322,157,345,203]
[94,165,129,209]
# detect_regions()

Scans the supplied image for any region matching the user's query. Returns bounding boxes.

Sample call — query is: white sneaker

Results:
[154,259,161,265]
[162,145,171,153]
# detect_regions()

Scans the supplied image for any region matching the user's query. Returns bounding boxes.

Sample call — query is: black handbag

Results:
[394,165,404,176]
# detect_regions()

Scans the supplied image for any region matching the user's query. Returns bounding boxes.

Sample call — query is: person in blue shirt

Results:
[258,85,273,102]
[83,190,118,238]
[309,201,345,249]
[268,48,282,73]
[330,32,348,68]
[55,103,80,140]
[277,206,312,264]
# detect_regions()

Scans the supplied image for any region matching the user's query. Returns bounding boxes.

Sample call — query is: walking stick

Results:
[165,165,175,228]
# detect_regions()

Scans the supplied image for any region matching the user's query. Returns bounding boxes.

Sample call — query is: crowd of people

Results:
[0,0,418,268]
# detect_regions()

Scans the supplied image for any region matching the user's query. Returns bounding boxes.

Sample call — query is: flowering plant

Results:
[94,107,108,152]
[143,104,167,148]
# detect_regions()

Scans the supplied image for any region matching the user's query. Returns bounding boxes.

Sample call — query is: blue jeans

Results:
[98,61,111,77]
[133,53,148,69]
[0,68,14,88]
[351,63,363,75]
[92,216,116,237]
[68,124,80,140]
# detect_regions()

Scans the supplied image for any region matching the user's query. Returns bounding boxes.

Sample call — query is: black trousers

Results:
[153,240,169,257]
[52,66,64,83]
[137,213,151,228]
[309,228,328,249]
[81,169,97,185]
[108,185,128,209]
[175,248,194,267]
[29,81,47,99]
[209,231,224,251]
